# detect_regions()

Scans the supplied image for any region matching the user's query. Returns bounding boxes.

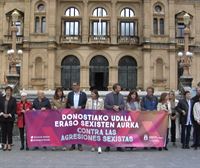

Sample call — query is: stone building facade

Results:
[0,0,200,91]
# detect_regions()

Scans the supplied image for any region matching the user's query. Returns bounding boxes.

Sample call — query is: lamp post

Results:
[6,10,23,85]
[177,13,193,89]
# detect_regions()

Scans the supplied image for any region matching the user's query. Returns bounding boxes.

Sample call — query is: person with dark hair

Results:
[104,83,125,152]
[51,87,67,151]
[141,86,158,111]
[126,90,141,111]
[157,92,171,151]
[67,82,87,151]
[86,89,104,154]
[192,96,200,150]
[16,92,32,150]
[0,86,16,151]
[175,91,193,149]
[169,90,179,147]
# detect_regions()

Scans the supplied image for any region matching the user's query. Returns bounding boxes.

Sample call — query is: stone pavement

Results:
[0,140,200,168]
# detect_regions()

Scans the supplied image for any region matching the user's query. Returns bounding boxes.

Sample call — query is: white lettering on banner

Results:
[81,121,115,128]
[61,114,109,121]
[55,120,79,127]
[117,122,139,128]
[61,134,101,141]
[111,115,132,122]
[103,136,134,142]
[77,128,104,135]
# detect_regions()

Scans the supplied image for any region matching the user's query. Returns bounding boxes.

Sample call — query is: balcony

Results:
[89,35,110,44]
[118,36,139,45]
[176,37,195,46]
[60,35,81,44]
[3,35,23,44]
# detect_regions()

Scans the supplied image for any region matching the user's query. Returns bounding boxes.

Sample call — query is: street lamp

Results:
[6,10,23,85]
[177,13,193,89]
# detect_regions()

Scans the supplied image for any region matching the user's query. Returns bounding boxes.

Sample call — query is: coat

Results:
[16,101,32,128]
[85,98,104,110]
[175,98,194,125]
[104,92,125,110]
[67,91,87,109]
[0,96,17,122]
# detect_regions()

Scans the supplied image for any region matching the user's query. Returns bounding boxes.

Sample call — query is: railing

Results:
[176,37,195,45]
[118,36,139,45]
[60,35,81,43]
[89,35,110,43]
[3,35,23,44]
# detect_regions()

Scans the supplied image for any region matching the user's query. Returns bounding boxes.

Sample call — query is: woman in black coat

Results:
[0,86,16,151]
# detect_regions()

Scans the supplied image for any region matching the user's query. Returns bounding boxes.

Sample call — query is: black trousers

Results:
[193,122,200,147]
[1,121,14,144]
[181,124,191,146]
[19,128,27,147]
[171,119,176,142]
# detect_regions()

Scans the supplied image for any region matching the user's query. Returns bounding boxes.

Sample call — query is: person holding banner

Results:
[32,90,51,150]
[175,91,193,149]
[0,86,16,151]
[86,89,104,154]
[51,87,67,151]
[126,90,141,111]
[157,92,171,151]
[104,83,125,152]
[16,92,32,150]
[141,87,158,111]
[67,82,87,151]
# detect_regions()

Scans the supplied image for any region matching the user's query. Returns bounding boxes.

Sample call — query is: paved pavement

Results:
[0,139,200,168]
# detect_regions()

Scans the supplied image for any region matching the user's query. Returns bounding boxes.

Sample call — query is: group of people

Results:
[0,83,200,154]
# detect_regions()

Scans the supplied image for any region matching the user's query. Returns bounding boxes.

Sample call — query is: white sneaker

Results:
[0,144,2,150]
[98,147,102,154]
[91,147,95,152]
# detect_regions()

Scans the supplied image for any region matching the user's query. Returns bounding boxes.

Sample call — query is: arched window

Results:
[92,7,107,17]
[120,8,136,37]
[64,7,80,36]
[91,7,108,37]
[118,56,137,90]
[35,57,43,78]
[89,56,109,90]
[61,56,80,90]
[34,2,46,33]
[156,58,164,80]
[5,9,24,36]
[120,8,135,17]
[153,3,165,35]
[65,7,80,16]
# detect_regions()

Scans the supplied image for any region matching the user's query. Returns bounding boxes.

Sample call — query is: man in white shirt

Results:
[67,82,87,151]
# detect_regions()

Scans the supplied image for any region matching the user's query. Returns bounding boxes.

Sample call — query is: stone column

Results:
[80,66,90,90]
[108,66,118,90]
[143,48,151,89]
[82,0,89,43]
[111,0,117,44]
[47,48,55,89]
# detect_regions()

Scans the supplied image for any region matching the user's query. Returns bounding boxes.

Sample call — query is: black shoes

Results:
[117,147,124,152]
[105,147,110,152]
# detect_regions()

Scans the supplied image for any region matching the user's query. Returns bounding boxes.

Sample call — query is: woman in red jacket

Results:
[17,92,32,150]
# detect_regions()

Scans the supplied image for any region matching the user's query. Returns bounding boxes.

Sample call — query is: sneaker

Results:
[62,147,67,151]
[0,144,2,150]
[98,147,102,154]
[91,147,95,152]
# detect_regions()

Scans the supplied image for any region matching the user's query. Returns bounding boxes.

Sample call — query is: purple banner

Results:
[25,109,168,148]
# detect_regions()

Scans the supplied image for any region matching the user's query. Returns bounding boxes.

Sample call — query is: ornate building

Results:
[0,0,200,91]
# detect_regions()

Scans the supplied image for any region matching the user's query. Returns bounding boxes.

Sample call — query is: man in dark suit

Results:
[104,83,125,152]
[175,91,193,149]
[67,82,87,151]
